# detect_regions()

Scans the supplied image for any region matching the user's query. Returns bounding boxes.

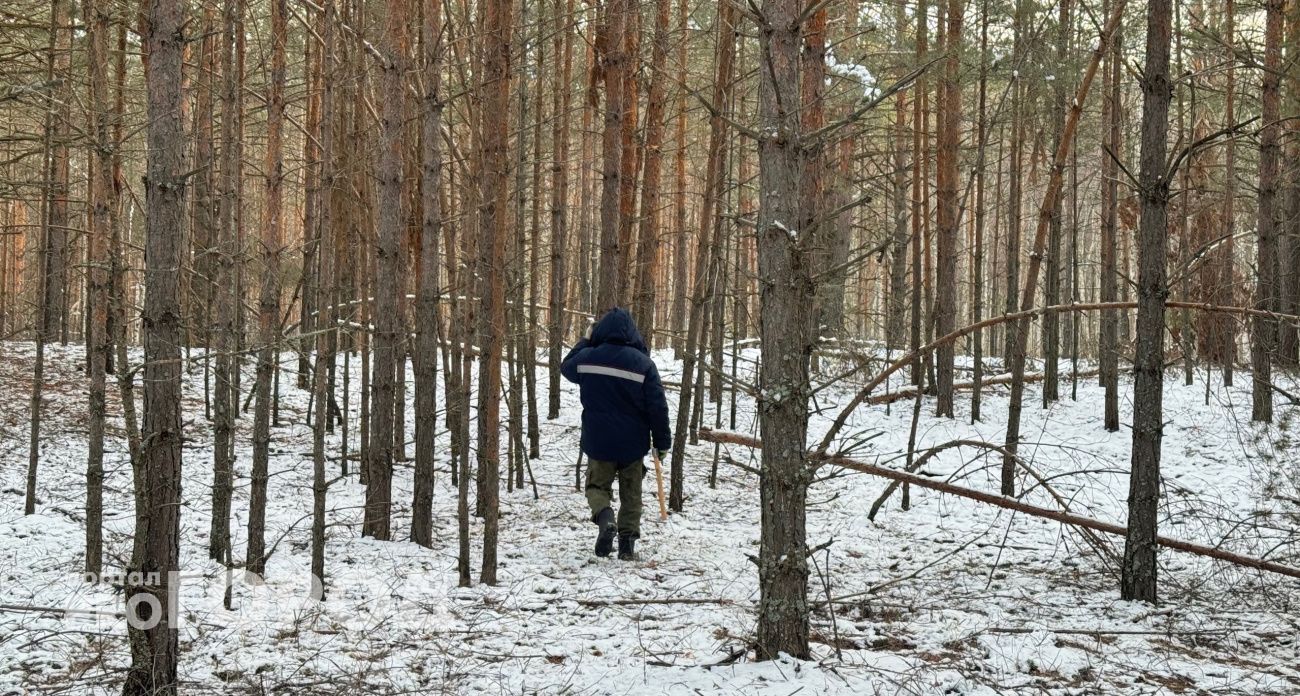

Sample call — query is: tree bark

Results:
[934,0,963,417]
[1253,0,1283,423]
[123,0,186,689]
[1123,0,1173,605]
[595,0,627,310]
[477,0,514,585]
[754,0,812,662]
[248,0,287,574]
[1099,0,1121,431]
[1221,0,1237,387]
[1043,0,1073,405]
[547,0,575,420]
[412,0,444,549]
[209,0,242,564]
[83,0,114,577]
[887,1,911,353]
[310,0,337,589]
[365,0,408,541]
[632,0,672,338]
[668,0,735,511]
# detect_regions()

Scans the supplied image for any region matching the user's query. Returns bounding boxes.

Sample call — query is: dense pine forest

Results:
[0,0,1298,692]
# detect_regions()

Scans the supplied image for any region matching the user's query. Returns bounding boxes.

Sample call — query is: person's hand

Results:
[583,323,594,340]
[656,449,669,462]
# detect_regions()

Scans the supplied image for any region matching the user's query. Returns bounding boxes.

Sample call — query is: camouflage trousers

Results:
[585,458,644,538]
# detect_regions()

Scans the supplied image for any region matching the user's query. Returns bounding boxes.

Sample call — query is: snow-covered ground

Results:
[0,340,1297,694]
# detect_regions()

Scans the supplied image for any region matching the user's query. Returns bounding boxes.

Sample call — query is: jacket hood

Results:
[591,308,649,355]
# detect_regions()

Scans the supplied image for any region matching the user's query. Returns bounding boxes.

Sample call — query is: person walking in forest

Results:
[562,308,672,560]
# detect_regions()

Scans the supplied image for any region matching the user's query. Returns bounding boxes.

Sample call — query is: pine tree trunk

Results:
[1099,0,1121,432]
[123,0,186,689]
[193,6,217,416]
[596,0,627,310]
[477,0,514,585]
[632,0,672,338]
[412,0,443,549]
[547,0,575,420]
[45,0,71,342]
[754,0,812,661]
[910,0,928,387]
[310,0,337,587]
[365,0,408,541]
[248,0,287,574]
[668,0,735,511]
[1221,0,1237,387]
[1253,0,1283,423]
[83,0,114,577]
[934,0,963,418]
[1123,0,1173,604]
[1002,0,1125,495]
[971,0,989,423]
[1043,0,1073,405]
[887,0,910,352]
[1002,0,1024,364]
[209,0,242,563]
[669,0,690,355]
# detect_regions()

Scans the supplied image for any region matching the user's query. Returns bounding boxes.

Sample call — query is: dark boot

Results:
[593,507,615,557]
[617,534,635,561]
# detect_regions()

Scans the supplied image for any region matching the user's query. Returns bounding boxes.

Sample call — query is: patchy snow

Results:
[0,340,1297,694]
[825,49,879,100]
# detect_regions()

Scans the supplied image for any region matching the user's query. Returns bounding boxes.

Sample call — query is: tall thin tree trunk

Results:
[632,0,671,337]
[669,0,690,355]
[310,0,337,589]
[1221,0,1237,387]
[934,0,963,417]
[910,0,928,387]
[122,0,186,689]
[1253,0,1283,423]
[477,0,514,585]
[412,0,443,549]
[596,0,627,310]
[669,0,735,511]
[754,0,812,661]
[26,0,68,517]
[887,1,911,353]
[365,0,408,540]
[971,0,989,423]
[1123,0,1173,604]
[1043,0,1073,405]
[248,0,287,575]
[83,0,114,577]
[210,0,242,563]
[1099,0,1121,431]
[547,0,575,419]
[45,0,71,342]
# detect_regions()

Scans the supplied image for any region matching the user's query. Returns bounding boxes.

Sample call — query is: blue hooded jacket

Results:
[561,308,672,465]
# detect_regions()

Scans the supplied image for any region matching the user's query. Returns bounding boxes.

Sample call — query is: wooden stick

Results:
[699,428,1300,581]
[651,450,669,522]
[577,597,733,607]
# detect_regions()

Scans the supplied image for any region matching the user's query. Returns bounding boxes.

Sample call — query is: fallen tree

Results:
[869,367,1101,405]
[699,427,1300,581]
[815,300,1300,456]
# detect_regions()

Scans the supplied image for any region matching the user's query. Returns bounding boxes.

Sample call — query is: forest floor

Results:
[0,340,1298,695]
